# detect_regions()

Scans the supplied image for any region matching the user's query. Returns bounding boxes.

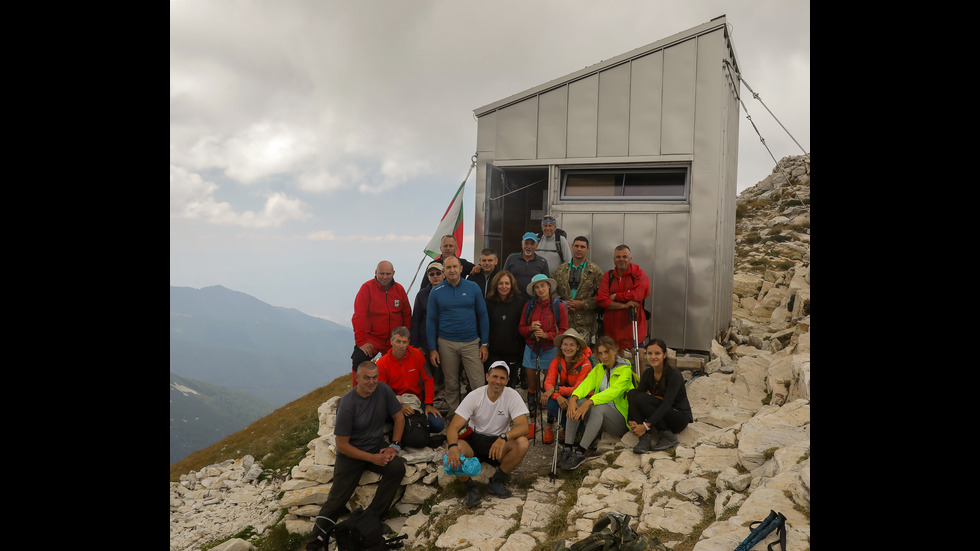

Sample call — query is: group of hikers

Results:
[306,215,694,550]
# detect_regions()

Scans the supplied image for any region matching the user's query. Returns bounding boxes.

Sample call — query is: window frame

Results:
[559,165,691,202]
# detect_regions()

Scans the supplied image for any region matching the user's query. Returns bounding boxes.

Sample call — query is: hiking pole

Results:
[550,406,563,481]
[533,340,541,446]
[630,306,640,380]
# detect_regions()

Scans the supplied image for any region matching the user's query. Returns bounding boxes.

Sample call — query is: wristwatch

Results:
[499,433,508,441]
[390,440,402,452]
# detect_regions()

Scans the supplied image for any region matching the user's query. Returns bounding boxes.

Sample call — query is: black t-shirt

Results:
[334,383,401,454]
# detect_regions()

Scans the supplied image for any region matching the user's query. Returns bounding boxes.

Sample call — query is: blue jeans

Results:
[546,397,568,426]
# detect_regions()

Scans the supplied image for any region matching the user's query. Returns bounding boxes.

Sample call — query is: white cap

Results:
[488,360,510,376]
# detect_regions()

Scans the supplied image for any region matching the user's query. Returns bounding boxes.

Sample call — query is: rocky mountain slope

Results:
[170,154,811,551]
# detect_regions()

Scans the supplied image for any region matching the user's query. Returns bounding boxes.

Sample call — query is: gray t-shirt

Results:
[334,383,401,454]
[536,234,571,275]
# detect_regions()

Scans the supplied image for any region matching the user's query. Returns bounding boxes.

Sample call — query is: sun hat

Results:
[426,261,444,273]
[526,273,558,296]
[553,328,588,350]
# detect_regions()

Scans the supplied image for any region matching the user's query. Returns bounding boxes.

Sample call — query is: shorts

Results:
[468,432,502,466]
[522,344,557,370]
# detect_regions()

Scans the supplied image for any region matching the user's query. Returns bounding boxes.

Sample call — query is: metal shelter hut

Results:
[472,16,742,354]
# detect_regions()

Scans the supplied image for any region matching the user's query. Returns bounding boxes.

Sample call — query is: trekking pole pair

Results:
[733,509,787,551]
[629,306,641,380]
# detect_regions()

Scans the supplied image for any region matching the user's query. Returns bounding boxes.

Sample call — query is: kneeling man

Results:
[445,361,530,508]
[306,361,406,551]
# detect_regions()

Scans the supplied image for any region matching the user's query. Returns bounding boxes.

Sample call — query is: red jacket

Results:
[596,263,650,350]
[376,346,434,405]
[351,278,412,354]
[518,297,569,350]
[544,347,594,400]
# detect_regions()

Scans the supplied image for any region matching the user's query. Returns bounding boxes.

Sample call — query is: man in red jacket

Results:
[350,260,412,385]
[596,245,650,372]
[376,326,445,433]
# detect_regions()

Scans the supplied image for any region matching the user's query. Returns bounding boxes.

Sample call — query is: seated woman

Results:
[559,336,635,470]
[627,339,694,452]
[539,328,594,444]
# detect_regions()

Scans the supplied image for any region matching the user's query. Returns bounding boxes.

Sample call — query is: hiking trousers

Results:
[309,451,406,543]
[437,337,485,416]
[565,401,627,449]
[626,389,691,434]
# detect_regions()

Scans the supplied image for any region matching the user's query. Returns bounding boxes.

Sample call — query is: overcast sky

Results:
[170,0,810,325]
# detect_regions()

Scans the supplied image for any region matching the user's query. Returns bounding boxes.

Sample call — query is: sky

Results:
[170,0,810,325]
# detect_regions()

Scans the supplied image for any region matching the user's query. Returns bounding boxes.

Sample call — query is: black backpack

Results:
[401,411,430,449]
[554,512,665,551]
[333,508,387,551]
[537,228,568,263]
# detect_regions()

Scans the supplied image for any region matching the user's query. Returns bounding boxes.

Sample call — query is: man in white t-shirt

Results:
[445,361,530,508]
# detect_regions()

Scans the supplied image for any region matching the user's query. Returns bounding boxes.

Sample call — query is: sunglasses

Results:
[427,271,443,276]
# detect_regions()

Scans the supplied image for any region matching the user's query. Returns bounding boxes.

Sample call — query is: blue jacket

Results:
[426,278,490,350]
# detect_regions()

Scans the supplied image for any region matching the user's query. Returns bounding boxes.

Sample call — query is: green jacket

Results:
[571,356,636,422]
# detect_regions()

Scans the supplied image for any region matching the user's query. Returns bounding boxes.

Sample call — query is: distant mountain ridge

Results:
[170,285,354,464]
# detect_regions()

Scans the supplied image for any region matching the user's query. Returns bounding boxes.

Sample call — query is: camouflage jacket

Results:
[552,259,603,336]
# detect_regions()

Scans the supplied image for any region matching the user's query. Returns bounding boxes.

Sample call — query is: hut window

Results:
[561,167,688,201]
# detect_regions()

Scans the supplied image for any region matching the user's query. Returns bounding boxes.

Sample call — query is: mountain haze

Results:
[170,285,354,464]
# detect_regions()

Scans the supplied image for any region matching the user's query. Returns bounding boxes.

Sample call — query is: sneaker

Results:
[558,445,573,466]
[465,485,482,508]
[487,479,512,498]
[526,424,535,439]
[560,448,586,470]
[543,427,554,444]
[633,432,654,454]
[651,430,679,451]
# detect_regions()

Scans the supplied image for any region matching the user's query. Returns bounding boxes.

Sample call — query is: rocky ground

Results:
[171,154,810,551]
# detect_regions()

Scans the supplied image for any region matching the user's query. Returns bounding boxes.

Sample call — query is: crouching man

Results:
[445,361,530,508]
[306,361,406,551]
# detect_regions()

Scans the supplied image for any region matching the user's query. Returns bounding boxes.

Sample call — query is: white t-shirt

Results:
[455,386,530,436]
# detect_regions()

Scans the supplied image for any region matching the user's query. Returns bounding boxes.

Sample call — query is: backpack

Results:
[401,411,430,449]
[332,507,410,551]
[524,296,567,327]
[537,228,568,263]
[554,512,665,551]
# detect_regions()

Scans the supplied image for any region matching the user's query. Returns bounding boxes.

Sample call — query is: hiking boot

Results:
[465,485,482,508]
[543,427,554,444]
[487,479,512,498]
[526,424,535,440]
[558,445,573,466]
[651,430,679,451]
[633,432,654,454]
[558,427,565,441]
[560,448,586,470]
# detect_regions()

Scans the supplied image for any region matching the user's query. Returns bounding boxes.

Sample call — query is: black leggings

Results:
[626,389,690,434]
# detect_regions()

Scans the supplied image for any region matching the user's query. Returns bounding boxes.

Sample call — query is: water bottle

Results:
[443,453,481,476]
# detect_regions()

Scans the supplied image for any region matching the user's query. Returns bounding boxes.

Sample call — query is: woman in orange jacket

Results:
[539,328,593,444]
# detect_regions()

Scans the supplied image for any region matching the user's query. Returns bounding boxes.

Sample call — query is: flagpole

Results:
[407,154,478,294]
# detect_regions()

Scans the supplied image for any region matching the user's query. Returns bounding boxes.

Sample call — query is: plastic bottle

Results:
[443,453,482,476]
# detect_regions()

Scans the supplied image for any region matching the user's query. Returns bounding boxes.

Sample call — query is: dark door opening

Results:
[484,165,549,261]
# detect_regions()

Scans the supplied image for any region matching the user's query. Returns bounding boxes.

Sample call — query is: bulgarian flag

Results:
[423,180,465,259]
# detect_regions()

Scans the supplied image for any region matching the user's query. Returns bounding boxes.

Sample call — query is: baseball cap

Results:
[488,360,510,376]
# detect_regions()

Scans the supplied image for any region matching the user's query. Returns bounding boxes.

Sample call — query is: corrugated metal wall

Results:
[473,18,739,353]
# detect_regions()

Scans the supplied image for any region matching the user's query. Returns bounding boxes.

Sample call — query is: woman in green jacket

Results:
[559,336,636,470]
